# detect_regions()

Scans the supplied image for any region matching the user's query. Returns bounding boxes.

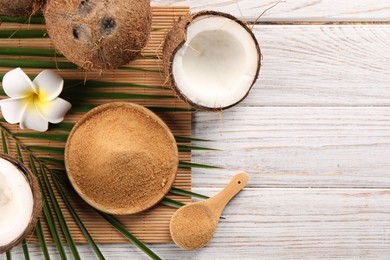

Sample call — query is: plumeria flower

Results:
[0,68,72,132]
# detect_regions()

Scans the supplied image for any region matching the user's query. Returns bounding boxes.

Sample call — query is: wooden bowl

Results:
[65,102,178,215]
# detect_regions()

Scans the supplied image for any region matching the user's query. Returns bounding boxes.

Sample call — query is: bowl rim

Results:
[64,102,179,215]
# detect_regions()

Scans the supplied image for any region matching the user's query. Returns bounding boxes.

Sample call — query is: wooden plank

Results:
[152,0,390,22]
[239,24,390,107]
[3,24,390,107]
[191,107,390,188]
[10,188,390,259]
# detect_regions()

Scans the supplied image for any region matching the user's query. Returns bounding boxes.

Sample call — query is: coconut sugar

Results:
[170,204,217,250]
[66,103,178,214]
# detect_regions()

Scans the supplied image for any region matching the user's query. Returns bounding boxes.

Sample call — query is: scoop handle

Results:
[208,172,249,218]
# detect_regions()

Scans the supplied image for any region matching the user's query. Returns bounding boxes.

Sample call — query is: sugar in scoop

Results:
[170,173,248,250]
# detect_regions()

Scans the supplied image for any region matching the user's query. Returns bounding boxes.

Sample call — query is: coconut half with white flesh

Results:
[0,154,41,253]
[163,11,261,111]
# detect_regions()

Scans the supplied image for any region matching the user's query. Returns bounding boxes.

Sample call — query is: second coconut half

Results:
[163,11,261,111]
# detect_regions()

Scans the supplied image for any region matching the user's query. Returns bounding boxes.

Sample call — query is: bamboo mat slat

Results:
[0,7,191,244]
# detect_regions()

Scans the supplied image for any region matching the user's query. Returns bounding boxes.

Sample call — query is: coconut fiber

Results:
[44,0,152,70]
[0,0,44,17]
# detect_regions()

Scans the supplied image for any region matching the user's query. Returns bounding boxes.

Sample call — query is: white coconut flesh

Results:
[172,16,259,109]
[0,158,34,248]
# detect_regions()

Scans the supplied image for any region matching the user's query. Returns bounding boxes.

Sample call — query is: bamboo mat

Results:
[0,7,192,244]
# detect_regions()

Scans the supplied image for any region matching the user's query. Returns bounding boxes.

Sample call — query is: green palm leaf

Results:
[35,219,50,260]
[97,213,162,260]
[0,47,60,57]
[28,155,67,259]
[0,10,217,259]
[179,161,221,169]
[160,197,185,209]
[0,15,45,24]
[169,187,209,199]
[0,29,47,38]
[1,131,13,260]
[40,165,81,259]
[1,122,216,259]
[15,145,32,260]
[52,174,105,260]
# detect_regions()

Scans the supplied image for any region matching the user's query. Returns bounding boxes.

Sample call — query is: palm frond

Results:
[179,161,221,169]
[0,8,217,259]
[39,165,81,260]
[14,132,68,142]
[0,28,161,38]
[35,219,50,260]
[1,131,13,260]
[0,59,160,73]
[0,15,45,24]
[28,156,67,260]
[178,145,220,151]
[1,130,8,154]
[0,47,60,57]
[0,30,47,38]
[97,212,162,260]
[160,198,185,208]
[29,146,65,155]
[64,79,163,89]
[169,187,209,199]
[39,158,65,167]
[52,174,105,260]
[175,136,211,142]
[0,124,190,259]
[21,241,30,260]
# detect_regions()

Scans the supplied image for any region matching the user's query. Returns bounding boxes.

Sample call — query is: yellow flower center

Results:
[23,89,49,110]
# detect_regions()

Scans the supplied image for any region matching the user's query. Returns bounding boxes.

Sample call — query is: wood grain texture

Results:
[3,1,390,259]
[10,188,390,259]
[191,107,390,188]
[152,0,390,22]
[241,25,390,107]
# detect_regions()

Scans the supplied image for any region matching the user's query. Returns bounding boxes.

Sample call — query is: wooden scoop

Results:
[170,172,249,250]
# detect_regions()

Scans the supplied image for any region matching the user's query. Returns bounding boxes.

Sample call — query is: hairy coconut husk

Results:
[0,0,44,17]
[43,0,152,70]
[0,154,42,253]
[163,11,261,111]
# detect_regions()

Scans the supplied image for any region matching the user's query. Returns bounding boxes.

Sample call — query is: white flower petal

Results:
[20,102,48,132]
[32,70,64,101]
[0,98,28,124]
[2,68,35,98]
[35,97,72,124]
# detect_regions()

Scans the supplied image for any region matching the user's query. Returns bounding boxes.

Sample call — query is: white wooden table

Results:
[12,1,390,259]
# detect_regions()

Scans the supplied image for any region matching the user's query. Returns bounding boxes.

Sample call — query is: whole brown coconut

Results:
[44,0,152,70]
[0,0,44,17]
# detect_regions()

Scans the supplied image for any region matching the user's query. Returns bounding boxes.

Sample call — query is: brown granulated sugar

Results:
[65,102,178,215]
[170,204,217,250]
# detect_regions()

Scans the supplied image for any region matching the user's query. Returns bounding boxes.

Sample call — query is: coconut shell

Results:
[0,154,42,254]
[43,0,152,70]
[162,11,262,111]
[0,0,44,17]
